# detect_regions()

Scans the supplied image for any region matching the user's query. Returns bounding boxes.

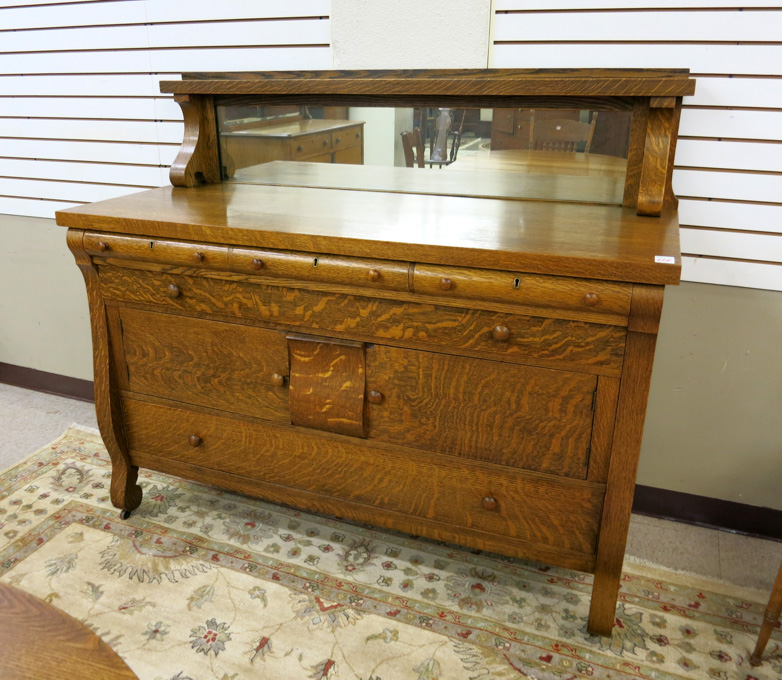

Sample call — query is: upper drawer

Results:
[84,232,229,270]
[332,127,362,150]
[414,264,632,321]
[231,247,409,292]
[291,132,332,160]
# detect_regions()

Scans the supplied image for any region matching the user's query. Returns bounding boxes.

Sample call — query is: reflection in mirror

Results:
[217,104,631,205]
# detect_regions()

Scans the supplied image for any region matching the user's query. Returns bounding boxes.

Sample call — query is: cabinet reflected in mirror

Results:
[217,104,631,206]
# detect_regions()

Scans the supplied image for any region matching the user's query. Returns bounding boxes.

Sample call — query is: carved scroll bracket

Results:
[636,97,682,217]
[169,94,221,187]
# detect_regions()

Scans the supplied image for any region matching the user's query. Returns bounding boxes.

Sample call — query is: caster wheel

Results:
[119,510,132,520]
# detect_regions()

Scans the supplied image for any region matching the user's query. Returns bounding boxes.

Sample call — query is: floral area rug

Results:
[0,425,779,680]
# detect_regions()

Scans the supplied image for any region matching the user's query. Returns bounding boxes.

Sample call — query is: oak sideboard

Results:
[56,69,694,636]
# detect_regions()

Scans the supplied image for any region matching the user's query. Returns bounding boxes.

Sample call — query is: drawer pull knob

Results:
[439,277,452,291]
[583,292,600,307]
[368,269,380,282]
[367,390,383,404]
[193,251,204,263]
[251,258,264,270]
[297,145,304,152]
[271,373,286,387]
[96,240,108,252]
[188,435,203,448]
[323,139,329,146]
[356,132,361,139]
[481,496,498,511]
[335,137,341,144]
[492,325,510,342]
[166,284,180,299]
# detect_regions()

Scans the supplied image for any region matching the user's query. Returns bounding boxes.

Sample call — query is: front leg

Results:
[67,229,143,519]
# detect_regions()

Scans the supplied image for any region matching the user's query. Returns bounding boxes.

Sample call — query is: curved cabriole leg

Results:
[66,229,143,517]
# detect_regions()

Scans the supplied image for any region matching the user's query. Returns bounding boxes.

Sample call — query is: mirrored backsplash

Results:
[216,104,632,205]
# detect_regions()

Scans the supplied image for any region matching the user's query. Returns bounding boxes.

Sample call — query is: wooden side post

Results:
[587,284,664,636]
[637,97,677,217]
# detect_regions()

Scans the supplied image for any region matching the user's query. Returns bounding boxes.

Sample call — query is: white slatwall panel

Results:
[493,4,782,291]
[0,0,331,219]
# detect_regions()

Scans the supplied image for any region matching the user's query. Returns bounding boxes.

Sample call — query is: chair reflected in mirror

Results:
[531,111,598,153]
[401,109,464,169]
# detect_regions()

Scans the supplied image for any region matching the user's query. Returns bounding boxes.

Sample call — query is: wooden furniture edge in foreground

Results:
[0,581,138,680]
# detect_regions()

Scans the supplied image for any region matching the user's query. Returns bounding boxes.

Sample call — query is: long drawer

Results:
[122,397,605,555]
[99,266,627,376]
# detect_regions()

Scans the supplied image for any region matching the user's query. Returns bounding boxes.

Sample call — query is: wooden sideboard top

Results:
[56,174,681,284]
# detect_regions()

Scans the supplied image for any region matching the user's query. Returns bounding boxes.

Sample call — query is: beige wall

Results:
[0,214,92,380]
[642,282,782,510]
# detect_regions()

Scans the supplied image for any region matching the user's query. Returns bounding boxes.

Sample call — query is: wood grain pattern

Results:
[587,376,621,484]
[122,396,605,554]
[366,345,597,478]
[637,106,675,217]
[169,94,220,188]
[750,559,782,666]
[96,267,628,376]
[288,334,366,438]
[66,229,142,514]
[623,98,649,209]
[119,307,290,422]
[162,68,695,97]
[56,181,683,286]
[130,445,596,573]
[587,285,665,636]
[414,263,632,322]
[0,582,137,680]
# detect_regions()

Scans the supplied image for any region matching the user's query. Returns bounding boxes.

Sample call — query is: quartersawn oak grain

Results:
[122,396,605,555]
[97,266,628,376]
[366,345,597,478]
[57,182,682,286]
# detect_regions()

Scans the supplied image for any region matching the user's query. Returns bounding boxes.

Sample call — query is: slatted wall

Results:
[0,0,331,219]
[492,1,782,291]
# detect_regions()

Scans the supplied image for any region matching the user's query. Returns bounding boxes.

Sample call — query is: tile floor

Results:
[1,382,780,594]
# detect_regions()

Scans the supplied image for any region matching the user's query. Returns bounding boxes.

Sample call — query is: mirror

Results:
[216,104,632,206]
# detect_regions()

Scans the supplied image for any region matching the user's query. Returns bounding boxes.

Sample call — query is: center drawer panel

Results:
[118,308,290,423]
[122,397,604,555]
[99,267,626,376]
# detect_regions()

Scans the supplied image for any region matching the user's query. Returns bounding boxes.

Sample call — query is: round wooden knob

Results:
[335,137,341,144]
[297,145,304,152]
[481,496,498,511]
[193,251,204,263]
[355,132,361,139]
[368,269,380,282]
[367,390,383,404]
[251,258,264,270]
[492,325,510,342]
[271,373,286,387]
[188,435,202,448]
[583,292,600,307]
[439,277,452,291]
[166,284,180,299]
[96,241,108,252]
[322,139,329,146]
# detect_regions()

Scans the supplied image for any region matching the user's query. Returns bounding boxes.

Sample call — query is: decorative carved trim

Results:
[169,94,221,187]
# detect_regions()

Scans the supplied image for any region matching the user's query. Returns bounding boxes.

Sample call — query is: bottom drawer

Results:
[122,397,605,556]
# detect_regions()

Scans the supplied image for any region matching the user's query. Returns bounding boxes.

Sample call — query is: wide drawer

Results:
[123,397,604,555]
[98,267,627,375]
[414,263,632,321]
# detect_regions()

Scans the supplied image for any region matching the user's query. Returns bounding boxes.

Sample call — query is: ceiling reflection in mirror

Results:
[216,104,631,206]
